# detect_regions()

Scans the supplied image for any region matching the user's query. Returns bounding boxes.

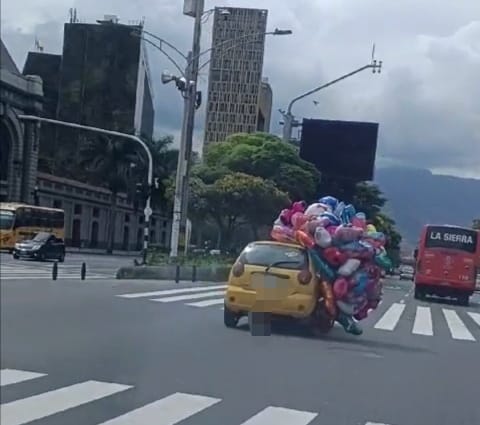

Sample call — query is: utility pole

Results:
[280,56,382,143]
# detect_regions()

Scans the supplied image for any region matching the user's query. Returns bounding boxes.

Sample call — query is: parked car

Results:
[13,232,66,262]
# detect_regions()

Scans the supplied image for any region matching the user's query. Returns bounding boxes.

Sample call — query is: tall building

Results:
[1,39,43,203]
[257,77,272,132]
[204,7,269,146]
[23,16,155,175]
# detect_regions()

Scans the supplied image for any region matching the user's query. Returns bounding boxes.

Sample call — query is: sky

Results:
[1,0,479,179]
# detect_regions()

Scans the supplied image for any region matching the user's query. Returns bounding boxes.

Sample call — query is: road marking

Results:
[150,290,226,303]
[442,309,475,341]
[186,298,225,307]
[0,369,46,387]
[98,392,220,425]
[374,303,405,331]
[239,406,317,425]
[365,422,391,425]
[412,306,433,336]
[467,312,480,327]
[117,285,226,299]
[0,380,132,425]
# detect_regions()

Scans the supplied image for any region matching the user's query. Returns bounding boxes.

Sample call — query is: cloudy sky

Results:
[2,0,479,178]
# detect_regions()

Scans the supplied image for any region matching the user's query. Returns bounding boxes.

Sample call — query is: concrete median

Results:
[116,264,231,282]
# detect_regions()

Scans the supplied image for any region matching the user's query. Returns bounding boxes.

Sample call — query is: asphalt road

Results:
[0,252,132,280]
[1,277,479,425]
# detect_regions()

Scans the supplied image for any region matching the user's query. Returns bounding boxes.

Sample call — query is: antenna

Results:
[371,42,376,62]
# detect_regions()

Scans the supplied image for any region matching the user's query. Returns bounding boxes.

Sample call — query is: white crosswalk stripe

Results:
[0,368,396,425]
[1,379,132,425]
[0,263,113,279]
[412,306,433,336]
[239,406,317,425]
[150,290,225,303]
[0,369,46,386]
[374,303,406,331]
[442,309,475,341]
[116,284,227,299]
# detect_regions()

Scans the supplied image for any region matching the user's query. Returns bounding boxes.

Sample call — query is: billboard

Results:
[299,118,379,181]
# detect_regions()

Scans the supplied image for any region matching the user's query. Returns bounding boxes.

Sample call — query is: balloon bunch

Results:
[271,196,393,335]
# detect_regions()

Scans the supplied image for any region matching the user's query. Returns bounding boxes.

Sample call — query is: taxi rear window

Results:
[240,243,307,270]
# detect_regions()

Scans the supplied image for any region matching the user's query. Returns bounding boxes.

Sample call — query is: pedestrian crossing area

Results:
[0,367,400,424]
[0,262,114,279]
[116,284,480,343]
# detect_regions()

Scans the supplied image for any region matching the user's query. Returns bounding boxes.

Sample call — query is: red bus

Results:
[414,224,479,306]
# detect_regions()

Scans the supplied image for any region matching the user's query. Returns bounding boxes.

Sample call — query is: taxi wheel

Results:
[458,295,469,307]
[224,305,239,328]
[13,253,19,260]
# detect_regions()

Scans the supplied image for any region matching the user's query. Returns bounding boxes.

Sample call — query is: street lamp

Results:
[280,48,382,143]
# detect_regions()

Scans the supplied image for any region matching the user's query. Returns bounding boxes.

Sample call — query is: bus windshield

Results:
[0,210,15,230]
[424,225,478,254]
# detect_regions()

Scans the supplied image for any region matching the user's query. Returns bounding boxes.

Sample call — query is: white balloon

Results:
[338,259,361,276]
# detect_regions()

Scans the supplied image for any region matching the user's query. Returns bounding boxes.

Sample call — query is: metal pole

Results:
[170,0,204,258]
[281,63,380,142]
[17,115,153,263]
[181,0,203,239]
[169,53,192,259]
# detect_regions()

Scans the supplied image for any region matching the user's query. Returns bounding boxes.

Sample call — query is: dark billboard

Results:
[299,118,379,181]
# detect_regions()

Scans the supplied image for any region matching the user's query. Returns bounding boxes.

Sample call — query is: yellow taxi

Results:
[224,241,334,331]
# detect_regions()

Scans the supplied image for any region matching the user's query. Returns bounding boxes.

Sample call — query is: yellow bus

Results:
[0,203,65,250]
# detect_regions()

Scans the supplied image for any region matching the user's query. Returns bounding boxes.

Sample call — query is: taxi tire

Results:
[224,304,239,328]
[13,253,19,260]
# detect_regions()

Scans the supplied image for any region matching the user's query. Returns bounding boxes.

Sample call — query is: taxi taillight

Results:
[297,269,312,285]
[232,261,245,277]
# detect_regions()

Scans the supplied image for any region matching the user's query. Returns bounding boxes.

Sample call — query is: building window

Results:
[93,207,100,218]
[74,204,82,215]
[125,213,130,223]
[53,199,62,209]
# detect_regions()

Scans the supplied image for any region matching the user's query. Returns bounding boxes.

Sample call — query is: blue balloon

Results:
[342,204,356,224]
[318,196,339,212]
[308,248,336,282]
[320,212,341,226]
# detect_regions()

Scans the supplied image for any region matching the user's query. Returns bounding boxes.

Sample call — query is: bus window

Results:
[0,210,15,230]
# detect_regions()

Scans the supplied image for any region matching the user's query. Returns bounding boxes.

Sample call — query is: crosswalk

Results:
[0,367,398,424]
[0,262,113,279]
[116,285,480,343]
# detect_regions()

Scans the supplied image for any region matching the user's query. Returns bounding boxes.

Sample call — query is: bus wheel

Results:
[458,295,469,307]
[414,287,424,300]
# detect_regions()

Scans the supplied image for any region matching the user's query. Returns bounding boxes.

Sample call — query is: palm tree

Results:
[80,135,140,253]
[131,135,180,212]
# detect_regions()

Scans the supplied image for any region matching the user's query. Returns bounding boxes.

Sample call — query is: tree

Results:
[183,172,289,250]
[80,136,139,253]
[352,182,402,258]
[203,132,320,201]
[352,182,387,218]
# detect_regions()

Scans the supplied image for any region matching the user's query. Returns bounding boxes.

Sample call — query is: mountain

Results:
[374,166,480,248]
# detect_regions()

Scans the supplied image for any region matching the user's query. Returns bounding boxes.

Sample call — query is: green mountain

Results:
[374,167,480,247]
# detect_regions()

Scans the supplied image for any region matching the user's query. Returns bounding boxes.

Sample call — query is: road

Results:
[0,252,132,280]
[1,277,479,424]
